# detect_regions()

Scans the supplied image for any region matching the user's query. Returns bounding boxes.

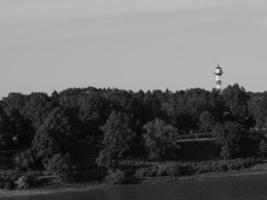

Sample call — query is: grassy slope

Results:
[2,161,267,199]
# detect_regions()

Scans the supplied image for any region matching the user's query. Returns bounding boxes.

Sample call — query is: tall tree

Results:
[199,111,215,132]
[214,121,243,159]
[248,92,267,129]
[0,110,12,147]
[223,84,251,126]
[32,107,73,166]
[96,111,135,169]
[23,93,57,129]
[143,119,180,160]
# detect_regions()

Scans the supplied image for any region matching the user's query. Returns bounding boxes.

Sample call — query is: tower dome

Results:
[214,65,223,76]
[214,65,223,91]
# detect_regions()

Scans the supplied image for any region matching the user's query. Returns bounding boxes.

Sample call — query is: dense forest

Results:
[1,83,267,189]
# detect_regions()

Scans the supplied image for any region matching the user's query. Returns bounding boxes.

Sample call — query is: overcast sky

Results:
[1,0,267,97]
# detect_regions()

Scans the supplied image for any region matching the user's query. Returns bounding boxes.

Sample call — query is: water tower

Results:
[214,65,223,91]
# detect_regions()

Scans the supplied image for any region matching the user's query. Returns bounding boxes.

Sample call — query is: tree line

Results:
[1,83,267,185]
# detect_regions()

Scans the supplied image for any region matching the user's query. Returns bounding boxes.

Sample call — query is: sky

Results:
[1,0,267,97]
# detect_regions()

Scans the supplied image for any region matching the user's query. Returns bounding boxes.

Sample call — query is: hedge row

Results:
[0,171,44,190]
[135,158,262,178]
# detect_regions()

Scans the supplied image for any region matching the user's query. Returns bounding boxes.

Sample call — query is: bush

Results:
[195,161,226,173]
[134,166,160,178]
[258,139,267,157]
[0,170,42,190]
[4,181,15,190]
[156,166,168,177]
[0,169,21,190]
[15,172,42,189]
[165,164,181,176]
[14,149,37,171]
[105,170,127,185]
[135,168,149,178]
[15,176,31,190]
[46,153,76,181]
[135,158,261,178]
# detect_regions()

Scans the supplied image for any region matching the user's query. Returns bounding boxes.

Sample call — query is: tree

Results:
[2,93,27,113]
[46,153,75,181]
[78,94,112,143]
[14,149,37,171]
[209,89,226,122]
[143,119,179,160]
[199,111,215,132]
[7,108,34,146]
[258,139,267,158]
[31,107,73,167]
[96,111,135,169]
[23,93,57,129]
[222,84,251,126]
[0,108,12,147]
[249,92,267,129]
[32,127,58,165]
[214,121,243,159]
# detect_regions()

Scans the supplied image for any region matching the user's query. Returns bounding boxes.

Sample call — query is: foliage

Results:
[32,127,59,165]
[135,158,261,178]
[14,176,31,190]
[222,84,252,126]
[0,170,41,190]
[46,153,75,181]
[96,111,136,169]
[0,169,21,190]
[249,92,267,128]
[104,169,127,185]
[214,122,243,159]
[0,111,13,147]
[14,149,37,171]
[1,84,267,185]
[143,119,180,160]
[258,139,267,157]
[22,93,55,129]
[199,111,215,132]
[31,107,73,167]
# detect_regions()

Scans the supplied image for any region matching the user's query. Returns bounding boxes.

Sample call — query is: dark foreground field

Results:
[2,159,267,199]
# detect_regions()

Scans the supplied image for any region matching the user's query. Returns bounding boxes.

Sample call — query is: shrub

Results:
[0,170,43,190]
[135,168,149,178]
[147,166,160,177]
[0,169,21,190]
[4,181,15,190]
[134,158,261,178]
[46,153,76,181]
[258,139,267,158]
[14,149,37,171]
[105,170,127,185]
[165,163,182,176]
[15,176,31,190]
[135,163,193,178]
[156,166,167,177]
